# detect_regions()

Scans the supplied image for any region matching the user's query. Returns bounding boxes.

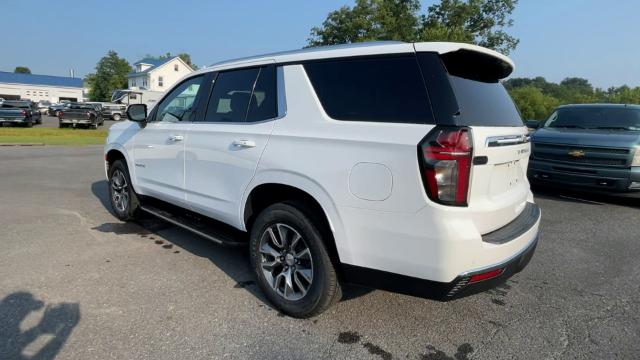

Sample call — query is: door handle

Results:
[232,140,256,148]
[168,135,184,142]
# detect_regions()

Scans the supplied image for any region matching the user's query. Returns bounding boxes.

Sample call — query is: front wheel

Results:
[250,202,341,318]
[108,160,140,221]
[112,114,121,121]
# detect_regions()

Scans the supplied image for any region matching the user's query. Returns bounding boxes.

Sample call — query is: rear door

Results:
[184,65,278,227]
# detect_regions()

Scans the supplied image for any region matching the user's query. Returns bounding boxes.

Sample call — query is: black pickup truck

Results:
[58,102,104,129]
[528,104,640,196]
[0,100,42,127]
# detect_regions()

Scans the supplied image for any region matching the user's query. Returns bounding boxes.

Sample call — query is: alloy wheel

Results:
[259,223,313,301]
[110,169,129,213]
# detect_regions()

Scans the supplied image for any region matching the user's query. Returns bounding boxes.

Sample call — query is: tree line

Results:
[504,77,640,121]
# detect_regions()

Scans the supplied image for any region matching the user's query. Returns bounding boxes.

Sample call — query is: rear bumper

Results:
[342,234,538,300]
[528,158,640,194]
[60,119,95,125]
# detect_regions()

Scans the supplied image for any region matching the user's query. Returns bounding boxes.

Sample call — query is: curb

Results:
[0,143,46,147]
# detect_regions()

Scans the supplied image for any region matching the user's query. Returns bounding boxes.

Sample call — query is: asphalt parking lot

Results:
[0,146,638,360]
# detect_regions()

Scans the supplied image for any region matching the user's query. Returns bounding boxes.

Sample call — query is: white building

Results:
[0,71,83,103]
[128,57,194,92]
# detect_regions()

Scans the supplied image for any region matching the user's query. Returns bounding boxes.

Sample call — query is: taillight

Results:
[21,109,27,116]
[58,111,64,119]
[87,112,91,119]
[419,127,472,206]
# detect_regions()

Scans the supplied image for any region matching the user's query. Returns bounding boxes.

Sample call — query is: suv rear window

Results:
[447,75,523,127]
[303,56,434,124]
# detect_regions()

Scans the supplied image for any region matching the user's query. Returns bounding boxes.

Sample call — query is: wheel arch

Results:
[242,176,348,268]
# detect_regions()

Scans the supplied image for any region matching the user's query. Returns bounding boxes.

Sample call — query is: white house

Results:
[0,71,83,103]
[128,57,194,92]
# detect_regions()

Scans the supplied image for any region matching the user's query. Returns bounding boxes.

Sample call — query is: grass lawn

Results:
[0,128,107,146]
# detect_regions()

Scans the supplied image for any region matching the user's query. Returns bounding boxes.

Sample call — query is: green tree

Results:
[308,0,519,54]
[85,51,132,102]
[420,0,519,54]
[509,86,559,120]
[14,66,31,74]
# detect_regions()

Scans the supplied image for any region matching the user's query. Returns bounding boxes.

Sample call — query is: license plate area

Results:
[489,160,523,196]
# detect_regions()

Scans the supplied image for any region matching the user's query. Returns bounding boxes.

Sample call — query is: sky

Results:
[1,0,638,89]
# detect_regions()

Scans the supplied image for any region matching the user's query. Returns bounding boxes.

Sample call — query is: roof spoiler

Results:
[414,42,514,82]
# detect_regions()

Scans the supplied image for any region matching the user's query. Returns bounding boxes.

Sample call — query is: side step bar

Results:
[140,204,246,247]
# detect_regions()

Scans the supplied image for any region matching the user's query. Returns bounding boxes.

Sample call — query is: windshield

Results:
[544,107,640,130]
[1,102,30,109]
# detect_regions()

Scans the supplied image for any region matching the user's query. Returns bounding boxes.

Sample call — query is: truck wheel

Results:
[113,114,121,121]
[249,202,341,318]
[108,160,140,221]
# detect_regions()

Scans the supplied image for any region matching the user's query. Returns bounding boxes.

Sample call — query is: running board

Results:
[139,204,246,247]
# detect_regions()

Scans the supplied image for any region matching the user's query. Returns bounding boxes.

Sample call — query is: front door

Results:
[185,65,278,228]
[133,75,206,206]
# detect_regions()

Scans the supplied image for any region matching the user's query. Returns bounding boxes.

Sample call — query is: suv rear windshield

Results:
[544,107,640,131]
[303,52,522,127]
[447,75,522,127]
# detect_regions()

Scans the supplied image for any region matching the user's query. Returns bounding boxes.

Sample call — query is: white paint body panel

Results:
[105,41,538,284]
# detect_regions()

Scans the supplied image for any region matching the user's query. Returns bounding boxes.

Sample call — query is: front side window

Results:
[304,56,434,124]
[154,75,204,122]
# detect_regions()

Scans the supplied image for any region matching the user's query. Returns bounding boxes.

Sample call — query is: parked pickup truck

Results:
[58,102,104,129]
[528,104,640,196]
[0,100,42,127]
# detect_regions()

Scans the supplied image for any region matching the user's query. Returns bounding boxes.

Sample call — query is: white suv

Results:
[105,42,540,317]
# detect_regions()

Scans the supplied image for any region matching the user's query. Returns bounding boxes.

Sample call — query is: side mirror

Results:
[525,120,540,129]
[127,104,147,122]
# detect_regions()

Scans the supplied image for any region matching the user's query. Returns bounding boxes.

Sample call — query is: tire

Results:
[112,114,121,121]
[108,160,140,221]
[25,121,33,128]
[250,201,341,318]
[37,117,42,125]
[91,123,98,130]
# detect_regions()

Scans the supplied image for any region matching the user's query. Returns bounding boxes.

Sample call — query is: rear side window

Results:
[304,56,434,124]
[204,68,259,123]
[202,66,277,123]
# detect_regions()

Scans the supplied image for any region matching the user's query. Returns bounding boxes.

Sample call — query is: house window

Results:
[158,76,164,87]
[174,64,179,71]
[143,78,147,88]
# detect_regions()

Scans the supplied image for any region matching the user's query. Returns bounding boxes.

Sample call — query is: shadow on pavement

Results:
[0,292,80,360]
[90,181,374,308]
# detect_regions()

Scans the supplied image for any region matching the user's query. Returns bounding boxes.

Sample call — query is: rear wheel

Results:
[250,202,341,318]
[113,114,121,121]
[108,160,140,221]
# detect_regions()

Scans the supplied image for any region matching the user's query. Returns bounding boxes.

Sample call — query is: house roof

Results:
[128,57,174,77]
[0,71,83,88]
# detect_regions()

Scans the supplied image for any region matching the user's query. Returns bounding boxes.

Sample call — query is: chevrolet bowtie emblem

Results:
[568,149,586,158]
